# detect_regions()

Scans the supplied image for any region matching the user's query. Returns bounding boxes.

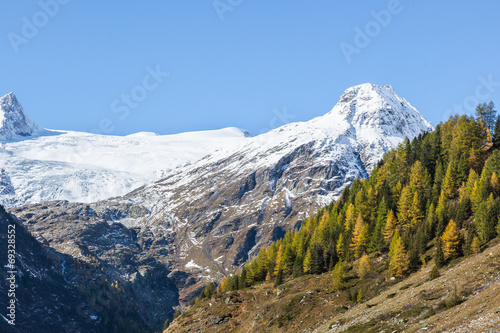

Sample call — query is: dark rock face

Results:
[0,204,164,332]
[7,202,180,332]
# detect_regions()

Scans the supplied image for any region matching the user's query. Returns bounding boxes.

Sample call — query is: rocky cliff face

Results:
[0,204,159,332]
[0,93,40,140]
[7,84,432,327]
[7,201,178,331]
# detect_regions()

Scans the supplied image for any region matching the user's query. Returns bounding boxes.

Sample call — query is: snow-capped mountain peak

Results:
[305,83,433,171]
[328,83,432,134]
[0,92,41,140]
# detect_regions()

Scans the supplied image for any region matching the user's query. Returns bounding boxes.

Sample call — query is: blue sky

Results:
[1,1,499,136]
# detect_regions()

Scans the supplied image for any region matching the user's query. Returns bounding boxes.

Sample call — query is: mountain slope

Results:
[121,83,432,274]
[165,113,500,333]
[164,240,500,333]
[0,205,154,332]
[9,84,434,321]
[0,92,250,207]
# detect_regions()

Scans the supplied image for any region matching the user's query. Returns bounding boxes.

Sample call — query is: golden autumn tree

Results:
[383,209,397,242]
[336,233,345,260]
[470,181,481,212]
[303,249,312,274]
[274,244,284,276]
[491,172,499,196]
[219,275,230,293]
[350,214,369,258]
[437,164,456,215]
[358,253,373,279]
[344,203,357,231]
[397,185,412,228]
[389,230,410,278]
[471,236,481,255]
[410,191,424,226]
[441,219,460,260]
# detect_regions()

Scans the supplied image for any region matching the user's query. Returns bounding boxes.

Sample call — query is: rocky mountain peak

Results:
[329,83,433,135]
[0,92,41,140]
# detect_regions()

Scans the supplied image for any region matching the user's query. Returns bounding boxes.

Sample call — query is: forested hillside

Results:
[202,103,500,297]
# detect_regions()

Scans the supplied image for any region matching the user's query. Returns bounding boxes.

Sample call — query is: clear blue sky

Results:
[1,1,499,136]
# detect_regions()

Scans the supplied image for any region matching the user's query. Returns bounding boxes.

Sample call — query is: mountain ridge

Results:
[0,92,251,207]
[6,84,434,330]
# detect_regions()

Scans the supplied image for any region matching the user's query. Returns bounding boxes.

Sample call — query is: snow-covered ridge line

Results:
[0,92,252,207]
[0,84,432,208]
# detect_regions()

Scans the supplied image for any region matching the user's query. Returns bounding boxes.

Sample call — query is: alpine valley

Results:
[1,84,435,332]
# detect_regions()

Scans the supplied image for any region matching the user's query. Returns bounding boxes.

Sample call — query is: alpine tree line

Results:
[199,102,500,298]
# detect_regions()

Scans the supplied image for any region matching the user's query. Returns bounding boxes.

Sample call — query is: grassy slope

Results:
[165,239,500,333]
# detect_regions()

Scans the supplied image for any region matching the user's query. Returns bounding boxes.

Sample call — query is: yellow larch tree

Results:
[441,219,460,260]
[383,210,397,242]
[389,231,410,278]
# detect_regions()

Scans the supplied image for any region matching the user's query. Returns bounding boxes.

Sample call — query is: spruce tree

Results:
[163,319,170,331]
[475,101,497,133]
[429,265,440,280]
[293,254,304,277]
[274,269,283,286]
[493,115,500,148]
[281,245,295,275]
[336,234,345,260]
[410,191,424,226]
[434,239,445,268]
[239,267,247,289]
[369,200,387,253]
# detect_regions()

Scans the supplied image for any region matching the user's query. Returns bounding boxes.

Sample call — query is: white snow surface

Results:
[0,93,250,206]
[0,92,40,140]
[0,84,433,208]
[133,83,433,233]
[144,83,432,192]
[197,83,431,172]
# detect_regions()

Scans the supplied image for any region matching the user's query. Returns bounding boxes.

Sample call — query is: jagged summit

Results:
[324,83,433,137]
[0,92,41,140]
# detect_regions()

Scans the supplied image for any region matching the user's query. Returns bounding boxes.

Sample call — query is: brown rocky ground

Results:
[165,239,500,333]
